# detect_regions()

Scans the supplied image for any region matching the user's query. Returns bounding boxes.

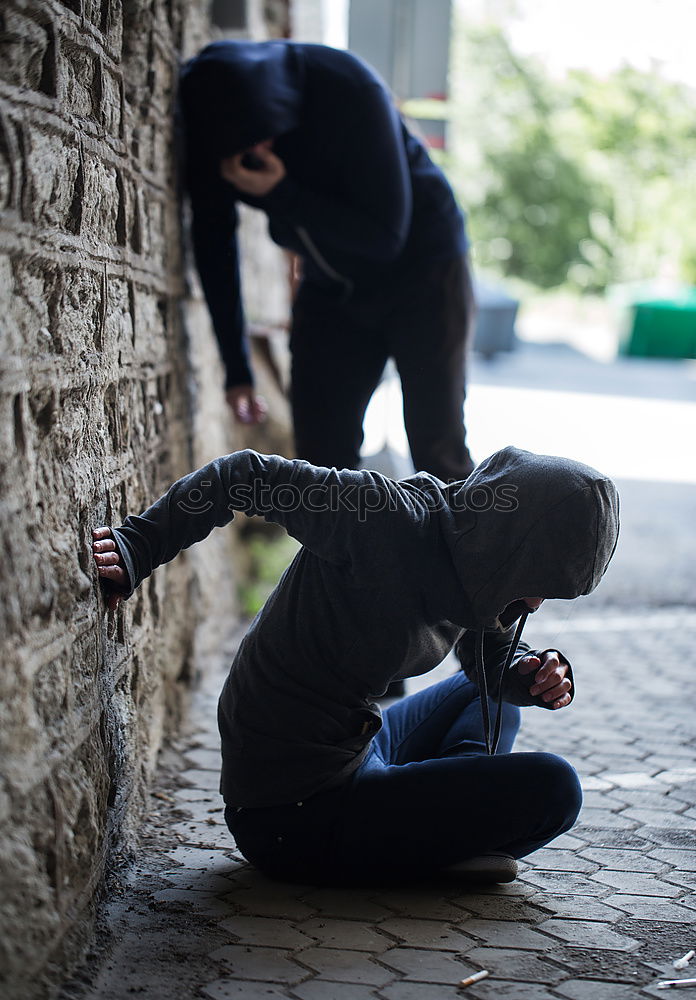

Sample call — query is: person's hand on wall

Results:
[517,650,572,710]
[220,140,286,197]
[92,527,129,610]
[225,385,268,425]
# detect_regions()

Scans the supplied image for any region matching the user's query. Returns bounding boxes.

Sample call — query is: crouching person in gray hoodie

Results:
[92,446,619,886]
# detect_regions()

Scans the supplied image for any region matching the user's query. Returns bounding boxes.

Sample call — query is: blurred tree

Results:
[448,21,696,291]
[563,66,696,287]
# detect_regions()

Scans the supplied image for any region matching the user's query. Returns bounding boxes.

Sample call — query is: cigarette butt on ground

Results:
[459,970,489,988]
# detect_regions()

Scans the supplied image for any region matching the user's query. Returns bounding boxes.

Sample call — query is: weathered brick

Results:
[99,64,123,137]
[80,154,121,242]
[60,38,98,117]
[22,126,81,231]
[0,9,52,93]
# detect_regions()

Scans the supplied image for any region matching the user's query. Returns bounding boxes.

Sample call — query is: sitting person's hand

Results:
[517,650,572,710]
[92,527,129,610]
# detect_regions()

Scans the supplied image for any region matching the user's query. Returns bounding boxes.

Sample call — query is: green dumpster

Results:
[622,289,696,359]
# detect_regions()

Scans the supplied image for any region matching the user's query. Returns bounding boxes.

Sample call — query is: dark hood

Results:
[440,446,620,628]
[179,40,303,157]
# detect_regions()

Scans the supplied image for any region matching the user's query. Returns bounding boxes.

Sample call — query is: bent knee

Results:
[527,752,582,829]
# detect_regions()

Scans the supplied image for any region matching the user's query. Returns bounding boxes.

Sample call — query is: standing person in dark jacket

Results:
[179,40,476,482]
[92,446,619,885]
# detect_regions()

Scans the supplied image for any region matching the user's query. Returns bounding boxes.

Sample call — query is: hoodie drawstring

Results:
[475,612,529,755]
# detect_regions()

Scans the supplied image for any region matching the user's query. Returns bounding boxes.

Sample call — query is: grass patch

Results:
[238,527,300,618]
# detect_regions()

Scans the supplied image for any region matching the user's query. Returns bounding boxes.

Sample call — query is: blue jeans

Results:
[226,673,582,884]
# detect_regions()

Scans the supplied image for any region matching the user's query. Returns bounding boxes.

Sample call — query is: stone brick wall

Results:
[0,2,284,997]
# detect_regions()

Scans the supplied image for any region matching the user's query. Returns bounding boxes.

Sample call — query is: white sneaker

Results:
[448,852,518,884]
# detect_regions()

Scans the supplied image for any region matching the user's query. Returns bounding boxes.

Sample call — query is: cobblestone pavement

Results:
[66,604,696,1000]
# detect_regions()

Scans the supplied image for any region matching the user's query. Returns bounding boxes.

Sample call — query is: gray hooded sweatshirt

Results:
[110,446,619,808]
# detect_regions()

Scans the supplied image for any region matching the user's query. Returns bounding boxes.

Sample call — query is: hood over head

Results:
[441,446,620,628]
[179,41,303,158]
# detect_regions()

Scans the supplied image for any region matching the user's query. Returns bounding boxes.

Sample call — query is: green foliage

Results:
[477,127,611,288]
[238,529,299,618]
[448,21,696,291]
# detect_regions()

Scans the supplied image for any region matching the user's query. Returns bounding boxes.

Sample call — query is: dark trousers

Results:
[226,673,582,885]
[290,255,476,482]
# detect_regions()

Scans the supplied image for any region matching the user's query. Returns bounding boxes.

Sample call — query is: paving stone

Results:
[602,894,696,922]
[662,870,696,890]
[202,981,292,1000]
[621,808,696,828]
[579,776,614,791]
[524,850,597,874]
[299,890,392,921]
[171,820,231,847]
[380,946,475,983]
[576,809,639,830]
[644,749,696,766]
[185,747,222,771]
[647,848,696,870]
[218,916,314,948]
[461,948,564,985]
[528,894,626,922]
[175,799,228,824]
[159,870,238,893]
[180,768,221,791]
[292,982,380,1000]
[376,917,474,950]
[667,788,696,806]
[380,983,462,1000]
[298,918,391,951]
[586,759,652,777]
[596,771,659,790]
[150,888,235,916]
[611,788,687,809]
[580,790,630,810]
[537,919,640,951]
[462,881,537,898]
[220,888,316,921]
[554,980,648,1000]
[454,897,546,922]
[470,982,565,1000]
[521,871,609,896]
[590,871,682,897]
[577,848,667,873]
[208,945,304,984]
[655,768,696,785]
[371,892,470,921]
[545,833,588,850]
[164,846,238,870]
[574,831,654,852]
[297,947,394,985]
[642,828,696,848]
[175,787,221,803]
[460,920,554,951]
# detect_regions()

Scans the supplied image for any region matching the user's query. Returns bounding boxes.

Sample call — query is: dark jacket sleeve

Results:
[109,451,400,598]
[455,628,576,710]
[263,83,412,263]
[186,145,253,389]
